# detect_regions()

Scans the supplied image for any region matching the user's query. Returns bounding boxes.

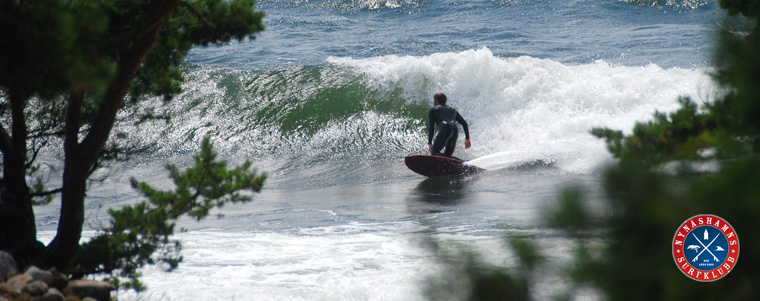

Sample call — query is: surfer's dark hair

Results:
[434,93,447,105]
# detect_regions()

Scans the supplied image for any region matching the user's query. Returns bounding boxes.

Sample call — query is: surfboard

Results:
[405,155,483,177]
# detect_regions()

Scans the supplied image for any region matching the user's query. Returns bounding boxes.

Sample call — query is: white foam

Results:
[115,223,503,301]
[329,48,717,173]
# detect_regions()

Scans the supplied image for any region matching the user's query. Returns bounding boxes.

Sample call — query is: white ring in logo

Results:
[672,214,739,281]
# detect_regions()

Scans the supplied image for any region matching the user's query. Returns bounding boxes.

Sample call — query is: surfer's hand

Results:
[465,139,471,149]
[429,144,433,152]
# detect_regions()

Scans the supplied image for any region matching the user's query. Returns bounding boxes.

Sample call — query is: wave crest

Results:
[120,49,715,187]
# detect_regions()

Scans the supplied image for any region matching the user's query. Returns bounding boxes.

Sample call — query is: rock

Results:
[0,282,20,297]
[49,269,69,290]
[22,280,48,296]
[42,288,65,301]
[67,280,114,301]
[6,273,32,291]
[0,251,17,281]
[24,265,54,286]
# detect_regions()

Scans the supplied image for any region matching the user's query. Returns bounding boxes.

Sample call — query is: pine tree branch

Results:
[97,0,181,55]
[31,187,63,198]
[179,1,217,31]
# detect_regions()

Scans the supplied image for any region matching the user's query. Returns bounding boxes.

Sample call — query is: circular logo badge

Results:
[672,214,739,281]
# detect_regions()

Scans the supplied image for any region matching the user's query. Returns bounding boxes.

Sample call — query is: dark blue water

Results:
[189,0,720,68]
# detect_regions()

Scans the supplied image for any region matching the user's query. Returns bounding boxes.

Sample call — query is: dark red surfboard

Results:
[405,155,483,177]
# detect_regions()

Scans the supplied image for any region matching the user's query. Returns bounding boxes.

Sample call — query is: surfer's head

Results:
[434,93,447,105]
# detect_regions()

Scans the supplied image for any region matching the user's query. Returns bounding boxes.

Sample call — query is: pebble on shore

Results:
[0,251,114,301]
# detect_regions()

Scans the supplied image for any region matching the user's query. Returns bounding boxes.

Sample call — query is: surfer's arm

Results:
[457,113,471,149]
[456,113,470,140]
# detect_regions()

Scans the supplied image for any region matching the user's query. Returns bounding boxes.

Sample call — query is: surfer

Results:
[428,93,471,157]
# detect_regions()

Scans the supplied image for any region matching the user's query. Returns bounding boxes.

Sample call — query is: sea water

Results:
[33,0,724,300]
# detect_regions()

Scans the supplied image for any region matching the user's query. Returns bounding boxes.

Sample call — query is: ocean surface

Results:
[35,0,725,300]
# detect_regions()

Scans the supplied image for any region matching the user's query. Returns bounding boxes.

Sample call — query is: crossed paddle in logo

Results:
[690,231,719,263]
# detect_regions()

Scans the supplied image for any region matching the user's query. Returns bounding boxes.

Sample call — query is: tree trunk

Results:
[41,24,166,269]
[0,91,43,268]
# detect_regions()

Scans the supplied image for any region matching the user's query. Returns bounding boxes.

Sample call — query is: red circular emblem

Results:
[672,214,739,281]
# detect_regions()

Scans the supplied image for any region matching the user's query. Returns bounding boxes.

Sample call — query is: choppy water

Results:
[33,0,726,300]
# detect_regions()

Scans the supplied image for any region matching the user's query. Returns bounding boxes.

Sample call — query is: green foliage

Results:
[545,158,760,300]
[712,9,760,143]
[589,1,760,167]
[590,97,727,168]
[0,0,112,99]
[431,2,760,300]
[719,0,760,18]
[543,187,594,235]
[542,1,760,299]
[424,235,541,301]
[69,137,266,291]
[30,176,54,206]
[1,0,265,270]
[127,0,265,103]
[1,0,266,170]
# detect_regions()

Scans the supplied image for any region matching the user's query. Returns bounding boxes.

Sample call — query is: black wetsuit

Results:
[428,104,470,157]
